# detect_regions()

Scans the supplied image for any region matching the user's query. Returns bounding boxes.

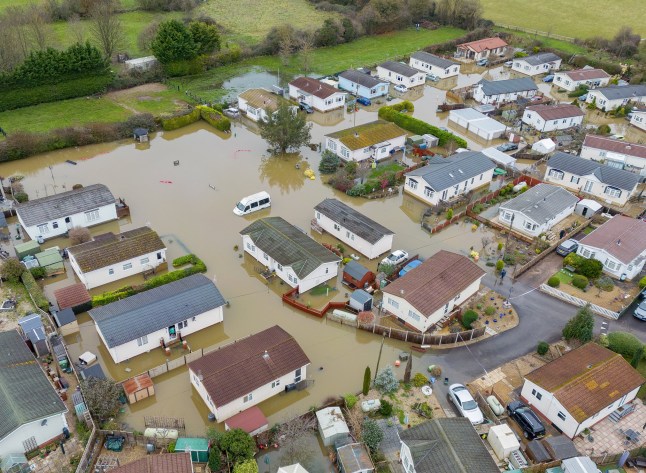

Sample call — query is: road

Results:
[424,260,646,411]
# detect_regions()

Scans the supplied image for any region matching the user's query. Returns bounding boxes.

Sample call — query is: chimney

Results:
[617,239,621,246]
[354,132,359,138]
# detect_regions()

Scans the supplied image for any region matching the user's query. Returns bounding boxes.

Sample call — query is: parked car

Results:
[223,107,240,119]
[578,94,588,101]
[543,74,555,83]
[299,102,314,113]
[496,143,519,152]
[634,300,646,321]
[507,400,546,439]
[556,239,578,256]
[380,250,409,267]
[504,61,513,67]
[426,73,440,82]
[476,58,489,67]
[639,287,646,300]
[356,96,371,106]
[448,384,484,424]
[393,84,408,93]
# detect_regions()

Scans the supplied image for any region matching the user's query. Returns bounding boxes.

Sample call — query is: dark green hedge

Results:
[161,108,201,131]
[199,106,231,132]
[0,74,113,112]
[378,105,467,148]
[21,271,50,312]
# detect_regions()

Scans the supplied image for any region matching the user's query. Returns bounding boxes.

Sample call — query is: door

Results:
[583,181,593,193]
[168,325,177,339]
[65,217,72,230]
[582,207,588,217]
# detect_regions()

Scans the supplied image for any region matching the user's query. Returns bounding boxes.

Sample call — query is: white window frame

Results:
[37,223,49,234]
[136,335,148,346]
[548,169,564,180]
[85,209,100,222]
[243,393,253,403]
[140,257,149,265]
[123,262,133,270]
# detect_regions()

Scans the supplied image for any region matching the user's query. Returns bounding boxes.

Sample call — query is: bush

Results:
[361,419,383,454]
[378,399,393,416]
[607,331,644,358]
[562,305,594,343]
[572,274,589,290]
[461,310,478,329]
[495,260,504,272]
[199,105,231,132]
[484,306,496,316]
[161,108,201,131]
[547,276,561,287]
[374,367,398,394]
[577,258,603,279]
[639,276,646,289]
[30,267,47,279]
[378,105,467,148]
[344,393,358,409]
[69,227,92,245]
[1,258,25,282]
[563,252,583,270]
[446,208,453,220]
[537,341,549,356]
[594,276,614,292]
[412,373,428,388]
[319,150,340,174]
[363,366,371,395]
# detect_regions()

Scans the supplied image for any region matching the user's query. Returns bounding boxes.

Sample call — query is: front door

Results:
[582,207,588,217]
[168,325,177,340]
[65,217,72,229]
[583,181,593,193]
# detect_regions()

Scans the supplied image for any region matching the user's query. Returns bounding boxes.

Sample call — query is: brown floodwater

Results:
[0,82,509,435]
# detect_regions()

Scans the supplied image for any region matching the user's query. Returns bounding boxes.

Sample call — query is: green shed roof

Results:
[35,248,64,268]
[175,437,209,451]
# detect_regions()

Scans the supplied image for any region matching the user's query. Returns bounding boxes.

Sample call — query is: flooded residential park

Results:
[0,69,638,436]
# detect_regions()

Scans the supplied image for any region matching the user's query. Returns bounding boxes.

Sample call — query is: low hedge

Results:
[607,331,644,358]
[378,105,467,148]
[0,74,113,111]
[198,105,231,132]
[571,274,589,290]
[161,108,201,131]
[21,270,50,312]
[461,310,478,329]
[547,276,560,287]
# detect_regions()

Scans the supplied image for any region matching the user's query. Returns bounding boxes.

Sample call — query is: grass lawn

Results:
[551,269,574,286]
[199,0,338,45]
[178,27,465,102]
[108,88,191,115]
[0,97,131,134]
[481,0,646,39]
[496,28,588,55]
[369,163,406,179]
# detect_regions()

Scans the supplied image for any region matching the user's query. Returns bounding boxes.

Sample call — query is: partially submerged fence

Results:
[356,322,486,346]
[538,284,620,320]
[281,286,347,318]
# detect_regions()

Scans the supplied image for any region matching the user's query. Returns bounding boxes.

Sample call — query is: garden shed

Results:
[71,390,87,420]
[122,373,155,404]
[133,128,149,143]
[542,435,579,461]
[574,199,602,218]
[224,406,269,436]
[53,307,79,336]
[175,437,209,463]
[14,240,40,260]
[79,364,107,381]
[35,247,64,275]
[316,407,350,447]
[54,283,92,313]
[449,108,506,140]
[525,439,552,463]
[349,289,373,312]
[18,313,49,357]
[342,261,374,289]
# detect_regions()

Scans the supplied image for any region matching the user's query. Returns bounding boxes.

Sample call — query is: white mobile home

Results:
[338,70,389,99]
[522,104,584,132]
[409,51,460,79]
[240,217,341,293]
[405,151,495,206]
[553,68,611,92]
[575,216,646,280]
[189,325,310,422]
[314,198,394,259]
[382,250,485,332]
[90,274,226,363]
[629,109,646,132]
[586,84,646,111]
[325,120,407,163]
[511,52,561,76]
[376,61,425,88]
[237,88,295,122]
[288,77,346,112]
[521,343,645,438]
[16,184,117,241]
[473,78,538,105]
[498,183,578,238]
[580,134,646,176]
[68,226,167,289]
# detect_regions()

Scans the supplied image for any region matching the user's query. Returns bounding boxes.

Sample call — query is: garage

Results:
[449,108,506,140]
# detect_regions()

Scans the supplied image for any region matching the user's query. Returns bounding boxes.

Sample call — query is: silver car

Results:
[448,384,484,424]
[634,301,646,321]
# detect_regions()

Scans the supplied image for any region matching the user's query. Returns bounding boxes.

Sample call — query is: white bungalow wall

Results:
[314,211,393,259]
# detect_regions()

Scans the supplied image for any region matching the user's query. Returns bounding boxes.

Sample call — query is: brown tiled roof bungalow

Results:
[110,453,193,473]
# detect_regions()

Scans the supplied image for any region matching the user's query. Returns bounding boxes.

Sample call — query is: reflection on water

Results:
[222,70,281,102]
[258,153,309,195]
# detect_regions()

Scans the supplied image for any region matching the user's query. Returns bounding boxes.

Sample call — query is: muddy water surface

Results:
[0,89,502,435]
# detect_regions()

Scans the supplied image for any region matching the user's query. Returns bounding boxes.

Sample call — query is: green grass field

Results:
[481,0,646,39]
[496,28,587,55]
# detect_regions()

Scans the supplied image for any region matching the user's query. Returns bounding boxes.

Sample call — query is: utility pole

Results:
[373,333,386,382]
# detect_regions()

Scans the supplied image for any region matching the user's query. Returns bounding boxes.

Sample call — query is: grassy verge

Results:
[481,0,646,39]
[551,270,573,286]
[495,28,588,55]
[107,87,191,115]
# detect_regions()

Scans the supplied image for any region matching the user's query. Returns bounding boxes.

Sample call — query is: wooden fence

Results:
[494,22,576,42]
[281,286,347,318]
[357,322,486,346]
[538,284,621,319]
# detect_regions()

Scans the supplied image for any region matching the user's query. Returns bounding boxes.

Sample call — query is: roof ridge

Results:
[549,352,619,392]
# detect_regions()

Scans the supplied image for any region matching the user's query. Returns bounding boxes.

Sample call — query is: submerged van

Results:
[233,191,271,216]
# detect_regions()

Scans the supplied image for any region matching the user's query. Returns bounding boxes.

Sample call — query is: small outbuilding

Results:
[54,283,92,314]
[487,424,520,460]
[35,247,64,275]
[14,240,40,260]
[316,407,350,447]
[122,373,155,404]
[175,437,209,463]
[224,406,269,436]
[336,442,374,473]
[342,261,375,289]
[133,128,149,143]
[72,390,88,420]
[449,108,506,140]
[525,439,553,463]
[18,313,49,357]
[124,56,158,71]
[532,138,556,154]
[574,199,602,218]
[53,307,79,336]
[349,290,373,312]
[542,435,580,461]
[562,456,600,473]
[79,363,107,381]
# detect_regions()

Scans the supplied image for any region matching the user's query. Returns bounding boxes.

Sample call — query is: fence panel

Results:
[356,323,486,346]
[539,284,620,319]
[166,356,186,371]
[148,363,169,378]
[185,349,204,363]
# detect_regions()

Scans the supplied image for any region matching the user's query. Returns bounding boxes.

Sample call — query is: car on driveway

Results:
[299,102,314,113]
[543,74,555,83]
[448,384,484,424]
[476,58,489,67]
[393,84,408,93]
[356,96,371,106]
[507,400,546,439]
[504,61,513,67]
[426,73,440,82]
[634,300,646,321]
[496,142,518,152]
[556,239,578,256]
[380,250,409,268]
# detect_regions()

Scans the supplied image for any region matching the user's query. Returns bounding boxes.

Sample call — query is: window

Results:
[502,211,513,221]
[136,335,148,346]
[531,388,542,400]
[108,268,114,275]
[52,221,59,229]
[277,263,283,271]
[341,147,350,159]
[263,252,269,260]
[557,411,567,421]
[37,223,49,234]
[272,380,281,388]
[581,248,591,258]
[140,257,149,264]
[570,176,580,184]
[328,140,337,152]
[178,320,188,329]
[524,220,536,231]
[424,187,434,198]
[408,179,418,190]
[604,186,621,198]
[548,169,564,180]
[387,298,399,309]
[123,263,133,270]
[443,303,449,314]
[334,223,340,231]
[454,293,461,301]
[288,274,293,282]
[293,277,298,284]
[605,259,618,270]
[479,173,483,181]
[408,310,420,321]
[85,209,100,222]
[193,374,201,386]
[243,393,253,403]
[316,212,320,220]
[295,368,302,383]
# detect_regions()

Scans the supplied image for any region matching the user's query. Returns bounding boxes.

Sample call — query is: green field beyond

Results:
[481,0,646,39]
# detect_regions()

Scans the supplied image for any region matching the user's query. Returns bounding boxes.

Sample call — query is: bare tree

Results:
[0,16,25,72]
[68,14,86,43]
[297,33,314,73]
[89,0,124,60]
[69,227,92,245]
[278,29,294,66]
[25,4,52,50]
[4,7,32,60]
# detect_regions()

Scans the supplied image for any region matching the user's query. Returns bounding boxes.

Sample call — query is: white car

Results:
[448,384,484,424]
[393,84,408,93]
[380,250,409,267]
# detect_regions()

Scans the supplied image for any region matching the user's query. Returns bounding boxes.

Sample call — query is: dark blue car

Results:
[356,97,371,106]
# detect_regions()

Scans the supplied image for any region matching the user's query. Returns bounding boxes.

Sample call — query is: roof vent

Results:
[354,132,359,138]
[626,146,631,150]
[617,239,621,246]
[197,370,203,381]
[586,364,593,369]
[400,289,405,295]
[263,350,270,360]
[448,173,454,178]
[458,169,464,174]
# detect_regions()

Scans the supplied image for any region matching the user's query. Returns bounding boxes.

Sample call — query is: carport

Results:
[449,108,506,140]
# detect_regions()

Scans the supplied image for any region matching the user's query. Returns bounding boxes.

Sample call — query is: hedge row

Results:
[0,74,113,112]
[92,254,207,307]
[198,105,231,132]
[161,108,201,131]
[21,271,50,312]
[378,105,467,148]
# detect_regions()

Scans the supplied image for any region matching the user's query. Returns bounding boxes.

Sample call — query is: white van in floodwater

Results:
[233,191,271,216]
